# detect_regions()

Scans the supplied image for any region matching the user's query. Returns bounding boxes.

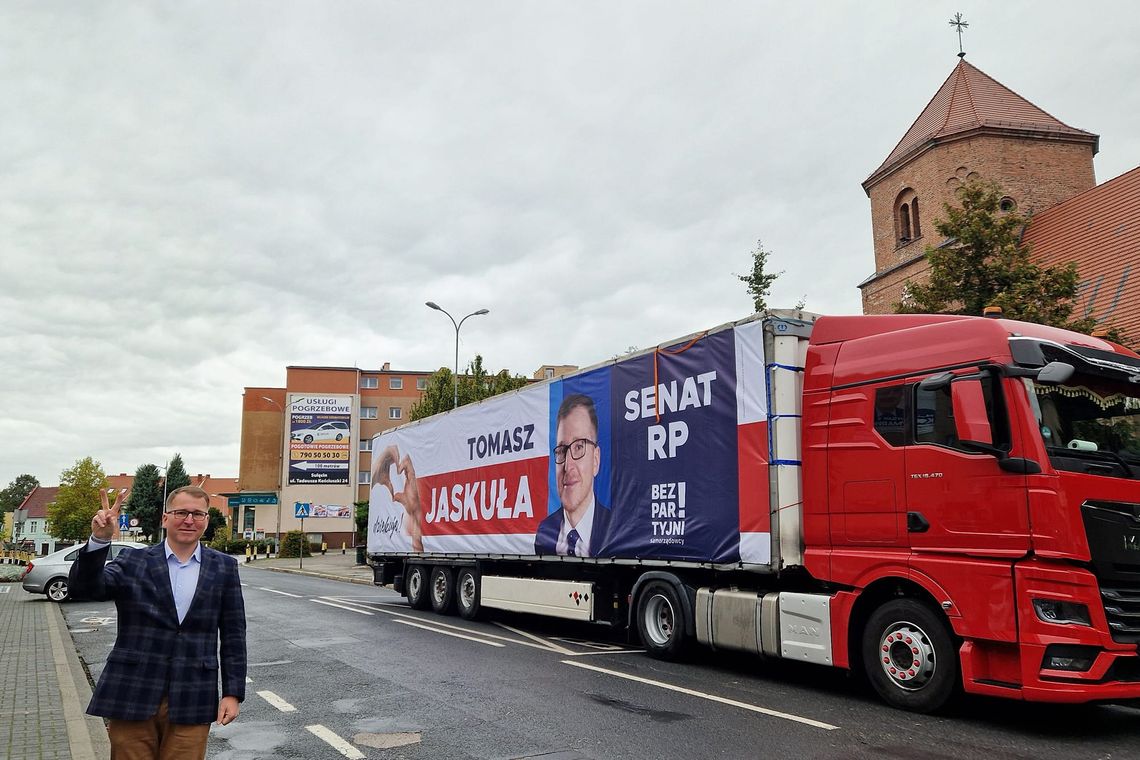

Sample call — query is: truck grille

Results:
[1101,584,1140,644]
[1080,501,1140,644]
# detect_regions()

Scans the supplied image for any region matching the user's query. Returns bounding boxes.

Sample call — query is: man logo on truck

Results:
[535,394,611,557]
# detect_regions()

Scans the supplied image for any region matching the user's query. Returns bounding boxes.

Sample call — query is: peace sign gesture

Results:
[92,488,125,541]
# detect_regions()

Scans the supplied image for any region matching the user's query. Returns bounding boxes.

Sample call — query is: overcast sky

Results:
[2,1,1137,488]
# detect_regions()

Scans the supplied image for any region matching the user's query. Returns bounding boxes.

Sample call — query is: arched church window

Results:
[894,188,921,246]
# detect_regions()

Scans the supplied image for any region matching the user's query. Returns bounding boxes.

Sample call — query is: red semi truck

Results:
[367,310,1140,712]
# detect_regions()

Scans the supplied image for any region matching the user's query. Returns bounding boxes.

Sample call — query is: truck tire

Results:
[46,577,70,603]
[862,598,958,713]
[456,568,482,620]
[429,566,456,615]
[635,580,688,660]
[405,564,431,610]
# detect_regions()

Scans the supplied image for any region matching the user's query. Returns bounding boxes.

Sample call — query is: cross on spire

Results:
[949,12,968,58]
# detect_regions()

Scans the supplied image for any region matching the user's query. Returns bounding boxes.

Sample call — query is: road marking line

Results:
[311,599,374,615]
[250,660,294,667]
[395,619,506,646]
[305,724,364,759]
[563,648,645,657]
[0,586,10,594]
[334,599,555,651]
[561,660,840,730]
[330,598,626,654]
[494,623,576,655]
[246,677,253,683]
[256,690,296,712]
[259,587,302,597]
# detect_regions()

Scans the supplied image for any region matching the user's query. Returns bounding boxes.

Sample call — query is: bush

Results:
[279,530,312,558]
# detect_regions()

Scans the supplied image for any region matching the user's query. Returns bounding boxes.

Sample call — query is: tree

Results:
[204,507,227,541]
[1,473,39,513]
[354,500,369,543]
[410,355,529,421]
[737,239,783,312]
[48,457,108,543]
[895,180,1119,338]
[164,453,191,496]
[127,464,164,541]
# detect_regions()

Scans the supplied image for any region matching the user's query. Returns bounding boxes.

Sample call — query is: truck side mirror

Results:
[951,379,993,446]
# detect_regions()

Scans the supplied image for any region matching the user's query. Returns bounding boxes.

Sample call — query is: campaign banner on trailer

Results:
[605,329,741,562]
[288,395,353,485]
[370,324,770,564]
[368,390,549,554]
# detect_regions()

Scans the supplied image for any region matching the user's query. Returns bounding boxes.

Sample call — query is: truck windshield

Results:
[1026,375,1140,478]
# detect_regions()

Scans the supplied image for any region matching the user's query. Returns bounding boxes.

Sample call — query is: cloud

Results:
[1,1,1136,485]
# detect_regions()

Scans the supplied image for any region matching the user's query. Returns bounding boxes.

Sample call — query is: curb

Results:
[45,601,109,759]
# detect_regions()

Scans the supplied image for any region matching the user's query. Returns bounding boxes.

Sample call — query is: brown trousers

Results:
[107,697,211,760]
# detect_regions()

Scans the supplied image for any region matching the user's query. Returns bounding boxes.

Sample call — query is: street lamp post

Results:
[425,302,489,409]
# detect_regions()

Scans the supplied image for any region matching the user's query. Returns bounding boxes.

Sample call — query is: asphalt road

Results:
[61,567,1140,760]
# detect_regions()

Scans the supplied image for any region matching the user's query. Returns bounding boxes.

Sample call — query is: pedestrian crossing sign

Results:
[294,502,311,518]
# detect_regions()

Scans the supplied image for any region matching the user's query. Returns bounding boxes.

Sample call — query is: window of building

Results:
[390,377,403,390]
[359,470,371,485]
[360,438,372,452]
[999,196,1017,212]
[894,189,922,245]
[361,406,378,419]
[360,376,378,389]
[243,506,256,531]
[545,368,555,379]
[30,521,37,533]
[416,377,428,390]
[389,407,402,420]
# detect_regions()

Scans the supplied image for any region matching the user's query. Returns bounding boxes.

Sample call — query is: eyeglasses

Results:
[167,509,209,522]
[553,438,597,464]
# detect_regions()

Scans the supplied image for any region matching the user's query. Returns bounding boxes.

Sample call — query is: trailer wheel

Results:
[405,564,431,610]
[862,598,958,713]
[456,568,482,620]
[635,581,688,660]
[429,566,456,615]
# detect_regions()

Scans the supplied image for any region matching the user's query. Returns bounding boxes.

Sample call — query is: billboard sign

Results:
[288,395,353,485]
[368,324,771,564]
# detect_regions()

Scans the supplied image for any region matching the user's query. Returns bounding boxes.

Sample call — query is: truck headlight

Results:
[1032,598,1091,626]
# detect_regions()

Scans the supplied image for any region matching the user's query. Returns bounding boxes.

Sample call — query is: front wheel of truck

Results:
[863,598,959,713]
[405,564,431,610]
[635,580,688,660]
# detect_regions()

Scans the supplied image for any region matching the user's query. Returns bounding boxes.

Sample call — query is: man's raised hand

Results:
[91,488,125,541]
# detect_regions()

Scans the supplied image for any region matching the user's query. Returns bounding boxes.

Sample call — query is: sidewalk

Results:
[241,549,376,585]
[0,583,107,760]
[0,551,374,759]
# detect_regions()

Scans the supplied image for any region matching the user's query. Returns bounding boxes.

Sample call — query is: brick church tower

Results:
[859,59,1100,314]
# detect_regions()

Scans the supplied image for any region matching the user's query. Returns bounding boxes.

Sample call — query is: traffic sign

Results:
[294,502,311,518]
[118,514,129,530]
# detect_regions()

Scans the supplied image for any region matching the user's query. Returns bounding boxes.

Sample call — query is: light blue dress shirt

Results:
[164,542,202,624]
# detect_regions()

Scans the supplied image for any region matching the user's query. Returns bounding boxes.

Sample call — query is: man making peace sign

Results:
[69,485,247,760]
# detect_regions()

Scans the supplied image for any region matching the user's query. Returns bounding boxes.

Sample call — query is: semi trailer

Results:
[367,310,1140,712]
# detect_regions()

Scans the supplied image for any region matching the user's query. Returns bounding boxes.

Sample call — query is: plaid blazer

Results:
[68,541,247,724]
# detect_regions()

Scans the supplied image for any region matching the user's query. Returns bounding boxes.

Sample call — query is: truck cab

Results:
[804,315,1140,710]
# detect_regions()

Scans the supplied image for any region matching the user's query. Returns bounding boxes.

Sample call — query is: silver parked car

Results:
[20,541,148,602]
